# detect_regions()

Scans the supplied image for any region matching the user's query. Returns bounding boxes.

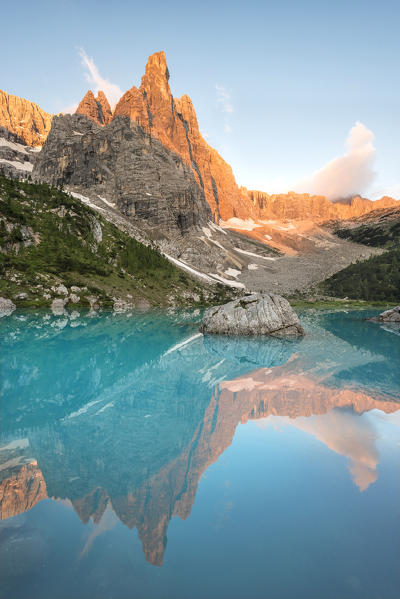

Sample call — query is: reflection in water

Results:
[0,309,399,567]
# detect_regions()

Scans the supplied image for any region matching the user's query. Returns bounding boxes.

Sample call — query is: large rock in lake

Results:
[200,293,305,337]
[369,306,400,323]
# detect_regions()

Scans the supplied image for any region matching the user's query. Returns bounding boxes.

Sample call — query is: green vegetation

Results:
[334,218,400,248]
[0,174,234,308]
[321,215,400,302]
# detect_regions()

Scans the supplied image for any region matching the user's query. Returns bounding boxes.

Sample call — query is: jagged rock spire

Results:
[76,90,112,126]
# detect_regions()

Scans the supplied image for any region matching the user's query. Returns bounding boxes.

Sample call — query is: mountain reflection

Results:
[0,310,399,565]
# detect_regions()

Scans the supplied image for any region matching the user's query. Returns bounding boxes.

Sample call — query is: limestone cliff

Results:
[33,113,211,234]
[107,51,245,220]
[76,90,112,125]
[240,188,399,222]
[0,89,52,147]
[2,53,398,226]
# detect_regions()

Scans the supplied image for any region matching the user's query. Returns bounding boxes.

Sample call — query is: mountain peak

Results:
[76,90,112,126]
[140,51,171,101]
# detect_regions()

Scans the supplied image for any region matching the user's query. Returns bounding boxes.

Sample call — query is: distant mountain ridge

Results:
[1,51,398,226]
[0,89,52,146]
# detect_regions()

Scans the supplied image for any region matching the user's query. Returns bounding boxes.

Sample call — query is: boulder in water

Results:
[369,306,400,323]
[200,293,305,337]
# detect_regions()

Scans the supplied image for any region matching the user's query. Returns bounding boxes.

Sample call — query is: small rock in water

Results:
[0,297,16,317]
[200,292,305,337]
[369,306,400,323]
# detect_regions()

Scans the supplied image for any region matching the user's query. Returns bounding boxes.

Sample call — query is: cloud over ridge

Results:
[299,121,376,200]
[79,48,122,108]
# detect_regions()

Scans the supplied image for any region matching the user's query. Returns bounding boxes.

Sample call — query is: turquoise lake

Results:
[0,308,399,599]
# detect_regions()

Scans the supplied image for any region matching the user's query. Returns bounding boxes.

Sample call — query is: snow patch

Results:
[248,263,259,270]
[0,138,28,154]
[202,226,212,239]
[224,268,241,278]
[234,247,276,261]
[221,218,262,231]
[98,195,115,208]
[209,221,227,235]
[0,159,33,171]
[208,273,245,288]
[207,237,226,251]
[70,191,107,213]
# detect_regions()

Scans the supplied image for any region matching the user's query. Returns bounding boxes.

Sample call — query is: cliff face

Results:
[0,89,52,147]
[76,90,112,125]
[102,51,245,220]
[2,54,399,226]
[33,113,211,234]
[240,188,399,222]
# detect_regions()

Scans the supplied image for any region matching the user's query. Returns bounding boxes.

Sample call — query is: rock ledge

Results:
[200,293,305,337]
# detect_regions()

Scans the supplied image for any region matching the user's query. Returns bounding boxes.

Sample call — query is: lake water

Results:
[0,308,399,599]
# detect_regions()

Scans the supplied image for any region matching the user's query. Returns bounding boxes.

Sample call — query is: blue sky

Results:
[2,0,399,198]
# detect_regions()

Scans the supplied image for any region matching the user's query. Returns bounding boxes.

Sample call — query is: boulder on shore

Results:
[200,293,305,337]
[368,306,400,323]
[0,297,16,317]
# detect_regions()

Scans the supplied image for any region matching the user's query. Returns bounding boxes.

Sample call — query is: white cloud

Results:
[297,122,376,200]
[79,48,122,108]
[216,84,233,134]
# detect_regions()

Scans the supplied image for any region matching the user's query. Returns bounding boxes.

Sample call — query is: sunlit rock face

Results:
[240,188,399,222]
[112,52,245,221]
[76,90,112,125]
[0,311,399,566]
[0,89,52,147]
[2,58,399,228]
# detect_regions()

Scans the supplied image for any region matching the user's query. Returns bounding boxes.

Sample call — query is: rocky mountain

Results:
[0,89,52,147]
[76,90,112,125]
[240,188,398,222]
[1,52,399,296]
[1,59,399,228]
[33,113,211,235]
[0,128,38,179]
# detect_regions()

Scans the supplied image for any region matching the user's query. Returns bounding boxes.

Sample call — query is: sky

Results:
[2,0,399,199]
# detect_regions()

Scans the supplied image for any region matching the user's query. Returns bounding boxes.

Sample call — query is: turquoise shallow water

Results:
[0,308,399,599]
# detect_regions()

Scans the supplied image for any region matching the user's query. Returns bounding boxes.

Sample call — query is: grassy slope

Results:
[321,217,400,302]
[0,174,233,308]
